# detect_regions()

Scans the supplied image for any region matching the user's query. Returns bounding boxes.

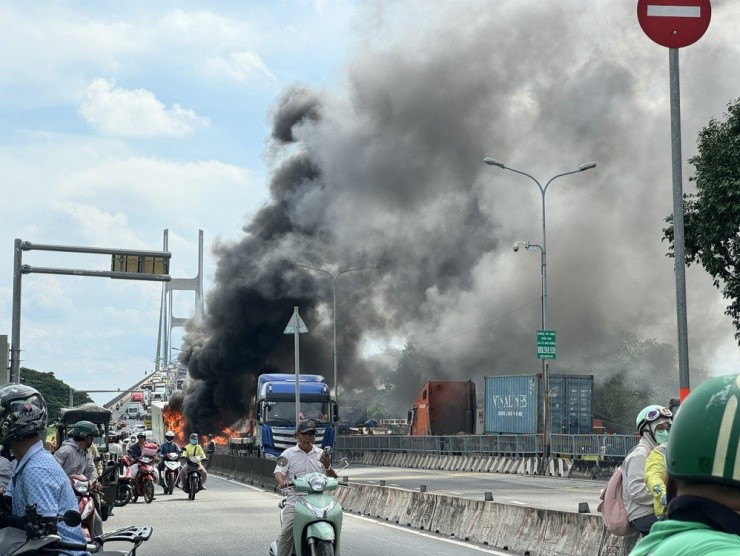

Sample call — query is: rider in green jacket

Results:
[630,373,740,555]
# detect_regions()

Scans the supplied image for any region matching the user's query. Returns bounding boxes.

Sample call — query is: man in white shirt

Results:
[273,420,337,556]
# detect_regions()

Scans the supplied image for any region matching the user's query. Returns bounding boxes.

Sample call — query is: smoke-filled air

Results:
[179,1,740,433]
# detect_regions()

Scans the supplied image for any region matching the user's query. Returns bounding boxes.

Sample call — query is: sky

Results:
[1,1,739,418]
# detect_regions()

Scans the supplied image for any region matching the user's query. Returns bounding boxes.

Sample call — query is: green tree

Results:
[19,367,93,423]
[664,98,740,342]
[587,332,678,432]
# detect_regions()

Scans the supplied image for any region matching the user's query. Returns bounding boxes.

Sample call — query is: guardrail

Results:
[335,433,639,458]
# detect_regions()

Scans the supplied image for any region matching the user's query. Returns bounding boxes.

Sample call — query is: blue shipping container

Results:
[484,375,538,434]
[484,374,593,434]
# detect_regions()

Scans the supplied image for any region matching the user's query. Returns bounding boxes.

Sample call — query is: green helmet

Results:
[69,420,97,439]
[666,373,740,488]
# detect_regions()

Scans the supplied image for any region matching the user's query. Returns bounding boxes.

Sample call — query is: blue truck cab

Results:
[255,373,338,458]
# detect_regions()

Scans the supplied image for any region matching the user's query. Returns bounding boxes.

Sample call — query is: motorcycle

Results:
[182,455,206,500]
[0,504,152,555]
[268,453,349,556]
[162,452,180,495]
[115,456,135,507]
[131,454,156,504]
[69,474,96,540]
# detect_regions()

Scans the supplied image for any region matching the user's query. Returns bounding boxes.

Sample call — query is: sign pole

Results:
[669,48,691,400]
[293,307,301,427]
[637,0,712,400]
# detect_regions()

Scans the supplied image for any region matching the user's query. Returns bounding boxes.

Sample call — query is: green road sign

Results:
[537,330,556,360]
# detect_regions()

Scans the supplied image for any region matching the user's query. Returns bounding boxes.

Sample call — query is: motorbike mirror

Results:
[63,510,82,527]
[275,456,289,467]
[337,457,350,470]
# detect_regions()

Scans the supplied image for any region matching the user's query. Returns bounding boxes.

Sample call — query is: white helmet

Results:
[165,430,175,441]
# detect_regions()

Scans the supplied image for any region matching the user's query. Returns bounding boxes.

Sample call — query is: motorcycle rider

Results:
[630,373,740,555]
[158,430,180,489]
[126,432,154,495]
[273,420,337,556]
[623,404,673,535]
[0,384,87,554]
[177,433,208,490]
[53,420,103,537]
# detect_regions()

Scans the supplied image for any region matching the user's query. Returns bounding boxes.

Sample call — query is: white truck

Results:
[124,401,144,420]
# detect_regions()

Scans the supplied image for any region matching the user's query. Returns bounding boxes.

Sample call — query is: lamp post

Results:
[295,264,368,407]
[483,157,596,458]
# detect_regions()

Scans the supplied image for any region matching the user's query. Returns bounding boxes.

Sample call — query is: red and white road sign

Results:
[637,0,711,49]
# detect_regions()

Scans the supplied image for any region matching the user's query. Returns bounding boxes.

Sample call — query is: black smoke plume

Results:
[181,2,740,432]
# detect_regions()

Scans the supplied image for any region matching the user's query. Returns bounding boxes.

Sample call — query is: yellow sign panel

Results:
[111,255,169,275]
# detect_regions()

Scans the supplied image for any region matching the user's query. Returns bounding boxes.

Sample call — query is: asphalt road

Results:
[341,463,608,515]
[103,474,525,556]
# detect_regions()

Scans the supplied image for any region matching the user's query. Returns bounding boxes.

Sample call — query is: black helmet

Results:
[69,420,97,440]
[0,383,48,445]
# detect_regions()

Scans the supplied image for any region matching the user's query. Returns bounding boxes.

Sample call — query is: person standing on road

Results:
[0,384,87,554]
[630,373,740,555]
[623,404,673,535]
[205,434,215,469]
[273,420,338,556]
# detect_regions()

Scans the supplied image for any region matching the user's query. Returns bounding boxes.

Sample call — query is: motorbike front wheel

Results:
[143,479,155,503]
[188,474,197,500]
[166,473,175,495]
[311,540,335,556]
[115,484,132,506]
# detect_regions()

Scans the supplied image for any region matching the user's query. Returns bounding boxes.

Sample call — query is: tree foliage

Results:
[664,97,740,342]
[19,367,93,423]
[588,332,679,432]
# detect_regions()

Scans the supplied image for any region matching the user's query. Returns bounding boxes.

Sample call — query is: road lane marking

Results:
[348,514,513,555]
[510,500,527,505]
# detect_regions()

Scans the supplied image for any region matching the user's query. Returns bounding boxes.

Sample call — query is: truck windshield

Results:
[265,401,330,424]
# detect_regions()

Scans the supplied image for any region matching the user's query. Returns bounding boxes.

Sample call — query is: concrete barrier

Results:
[209,455,637,555]
[336,483,638,556]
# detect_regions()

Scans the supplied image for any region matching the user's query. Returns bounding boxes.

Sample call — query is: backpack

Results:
[597,466,637,536]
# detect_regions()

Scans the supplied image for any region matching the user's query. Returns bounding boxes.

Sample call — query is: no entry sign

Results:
[637,0,711,48]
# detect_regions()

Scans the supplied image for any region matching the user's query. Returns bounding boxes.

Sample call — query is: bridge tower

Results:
[156,229,204,370]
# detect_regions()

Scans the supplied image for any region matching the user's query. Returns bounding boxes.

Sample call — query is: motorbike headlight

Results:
[308,475,327,492]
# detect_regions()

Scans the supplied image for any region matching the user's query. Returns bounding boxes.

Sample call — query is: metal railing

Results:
[335,433,639,458]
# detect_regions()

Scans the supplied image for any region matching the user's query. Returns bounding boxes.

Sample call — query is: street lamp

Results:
[483,157,596,458]
[295,263,369,407]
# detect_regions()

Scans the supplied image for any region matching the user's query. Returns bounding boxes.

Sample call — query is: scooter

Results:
[0,504,152,555]
[162,452,180,495]
[182,455,206,500]
[131,454,156,504]
[268,453,349,556]
[69,474,96,540]
[115,456,134,507]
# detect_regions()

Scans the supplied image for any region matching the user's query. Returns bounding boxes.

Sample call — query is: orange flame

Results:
[162,406,186,445]
[161,406,250,446]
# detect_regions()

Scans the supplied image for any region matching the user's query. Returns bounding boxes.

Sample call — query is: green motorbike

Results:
[269,455,348,556]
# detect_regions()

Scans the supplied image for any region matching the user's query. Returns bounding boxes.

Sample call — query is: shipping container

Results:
[484,373,593,434]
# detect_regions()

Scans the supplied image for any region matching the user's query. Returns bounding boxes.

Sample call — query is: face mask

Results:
[654,430,670,445]
[190,439,197,445]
